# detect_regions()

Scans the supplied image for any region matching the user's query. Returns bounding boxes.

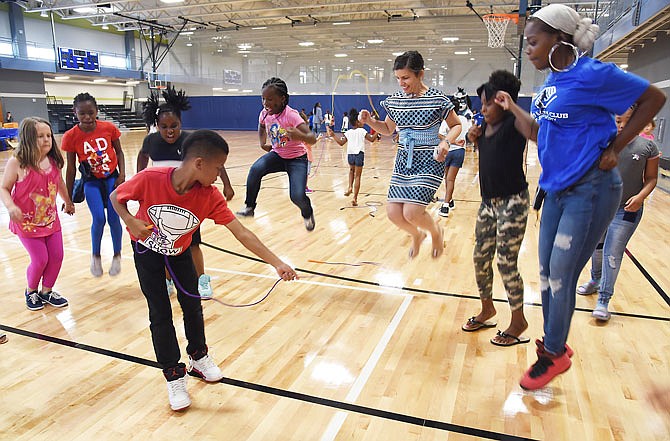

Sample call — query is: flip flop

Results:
[462,316,497,332]
[490,330,531,347]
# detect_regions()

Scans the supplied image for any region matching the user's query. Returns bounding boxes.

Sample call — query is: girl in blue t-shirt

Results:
[496,4,666,390]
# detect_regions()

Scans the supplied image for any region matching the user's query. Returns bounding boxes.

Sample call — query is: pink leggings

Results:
[18,230,64,290]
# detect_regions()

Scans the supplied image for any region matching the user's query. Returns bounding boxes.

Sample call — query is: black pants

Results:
[132,241,207,370]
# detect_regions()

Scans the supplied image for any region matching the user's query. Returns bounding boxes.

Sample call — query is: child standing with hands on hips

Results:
[327,108,377,206]
[0,117,74,310]
[112,130,297,411]
[62,92,126,277]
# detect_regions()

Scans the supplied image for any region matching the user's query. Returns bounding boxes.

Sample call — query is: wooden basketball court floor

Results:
[0,130,668,440]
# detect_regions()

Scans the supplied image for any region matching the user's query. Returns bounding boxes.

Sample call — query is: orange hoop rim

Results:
[482,13,519,24]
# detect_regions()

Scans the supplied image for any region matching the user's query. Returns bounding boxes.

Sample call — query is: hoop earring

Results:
[548,41,580,73]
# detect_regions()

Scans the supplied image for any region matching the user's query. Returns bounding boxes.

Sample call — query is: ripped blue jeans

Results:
[539,165,622,355]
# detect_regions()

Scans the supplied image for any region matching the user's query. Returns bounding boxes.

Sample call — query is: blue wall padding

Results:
[181,94,531,131]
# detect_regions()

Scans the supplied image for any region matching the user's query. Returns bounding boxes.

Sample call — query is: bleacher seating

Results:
[47,104,145,133]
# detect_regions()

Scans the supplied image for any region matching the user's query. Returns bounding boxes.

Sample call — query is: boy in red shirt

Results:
[111,130,297,411]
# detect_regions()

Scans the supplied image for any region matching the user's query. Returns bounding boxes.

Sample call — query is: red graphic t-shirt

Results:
[61,120,121,179]
[114,167,236,255]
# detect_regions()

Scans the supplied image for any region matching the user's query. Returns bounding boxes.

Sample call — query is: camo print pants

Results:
[473,189,529,311]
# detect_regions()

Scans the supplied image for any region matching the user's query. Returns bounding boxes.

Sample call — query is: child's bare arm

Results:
[58,173,75,215]
[0,157,22,222]
[225,219,298,281]
[327,126,347,146]
[112,138,125,187]
[109,189,152,240]
[286,123,317,145]
[219,167,235,201]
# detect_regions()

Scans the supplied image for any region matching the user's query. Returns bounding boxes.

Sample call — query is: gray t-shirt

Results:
[617,136,659,207]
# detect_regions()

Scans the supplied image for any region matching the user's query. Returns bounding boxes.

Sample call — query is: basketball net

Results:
[482,14,517,48]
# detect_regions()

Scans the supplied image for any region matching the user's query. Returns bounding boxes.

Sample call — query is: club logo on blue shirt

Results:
[533,86,568,121]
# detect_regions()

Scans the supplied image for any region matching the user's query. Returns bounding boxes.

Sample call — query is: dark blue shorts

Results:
[191,226,201,245]
[444,148,465,168]
[347,152,365,167]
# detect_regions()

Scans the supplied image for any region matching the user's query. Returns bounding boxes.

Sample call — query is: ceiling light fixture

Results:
[93,79,108,83]
[40,10,48,17]
[392,52,403,56]
[333,21,350,25]
[252,26,267,30]
[54,76,70,80]
[442,37,459,42]
[160,0,184,3]
[620,63,628,69]
[179,31,194,36]
[334,53,347,57]
[298,41,315,47]
[367,39,384,44]
[454,51,469,55]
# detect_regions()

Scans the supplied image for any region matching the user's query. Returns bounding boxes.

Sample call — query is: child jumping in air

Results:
[327,108,376,206]
[62,92,126,277]
[0,117,75,310]
[111,130,297,411]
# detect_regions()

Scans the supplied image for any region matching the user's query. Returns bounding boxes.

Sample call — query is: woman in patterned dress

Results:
[360,51,462,258]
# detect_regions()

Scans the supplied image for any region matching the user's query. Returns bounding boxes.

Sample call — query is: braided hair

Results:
[142,85,191,127]
[262,77,289,110]
[73,92,97,109]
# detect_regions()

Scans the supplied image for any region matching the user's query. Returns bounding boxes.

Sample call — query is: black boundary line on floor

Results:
[201,243,670,323]
[625,248,670,307]
[0,324,535,441]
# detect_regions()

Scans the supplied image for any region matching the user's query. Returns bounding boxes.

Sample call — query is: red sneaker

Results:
[520,350,572,390]
[535,338,574,358]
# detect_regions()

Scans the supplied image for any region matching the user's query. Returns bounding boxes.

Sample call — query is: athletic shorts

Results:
[191,226,202,246]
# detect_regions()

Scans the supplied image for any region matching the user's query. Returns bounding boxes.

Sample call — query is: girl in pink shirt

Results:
[0,117,74,310]
[237,77,317,230]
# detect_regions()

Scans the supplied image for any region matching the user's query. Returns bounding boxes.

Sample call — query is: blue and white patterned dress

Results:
[381,88,454,205]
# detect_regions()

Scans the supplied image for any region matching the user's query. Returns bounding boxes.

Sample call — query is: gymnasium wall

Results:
[0,69,48,122]
[181,95,532,131]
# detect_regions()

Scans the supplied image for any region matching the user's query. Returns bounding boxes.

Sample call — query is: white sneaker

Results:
[109,254,121,276]
[188,354,224,382]
[90,255,103,277]
[166,376,191,411]
[198,274,213,298]
[166,279,176,296]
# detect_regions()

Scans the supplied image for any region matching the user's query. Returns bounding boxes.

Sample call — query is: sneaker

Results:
[304,214,316,231]
[90,255,103,277]
[166,278,176,296]
[576,280,599,295]
[38,290,68,308]
[188,354,224,382]
[25,289,44,311]
[198,274,213,298]
[109,254,121,276]
[535,338,574,358]
[448,199,455,210]
[520,350,572,390]
[236,206,255,217]
[305,187,313,193]
[438,204,450,218]
[592,300,611,321]
[166,376,190,411]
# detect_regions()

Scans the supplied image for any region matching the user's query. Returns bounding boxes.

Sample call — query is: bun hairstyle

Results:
[393,51,424,74]
[142,85,191,127]
[479,70,521,103]
[531,4,600,52]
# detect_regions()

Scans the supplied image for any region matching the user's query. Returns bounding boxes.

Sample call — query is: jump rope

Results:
[135,226,283,308]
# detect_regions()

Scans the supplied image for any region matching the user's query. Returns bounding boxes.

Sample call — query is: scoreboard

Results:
[59,47,100,72]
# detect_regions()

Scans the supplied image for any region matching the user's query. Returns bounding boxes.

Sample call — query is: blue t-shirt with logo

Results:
[531,57,649,191]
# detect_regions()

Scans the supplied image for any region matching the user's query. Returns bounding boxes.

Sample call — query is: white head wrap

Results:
[531,4,600,52]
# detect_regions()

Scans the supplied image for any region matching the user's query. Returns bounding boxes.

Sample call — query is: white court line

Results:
[471,172,479,185]
[320,295,413,441]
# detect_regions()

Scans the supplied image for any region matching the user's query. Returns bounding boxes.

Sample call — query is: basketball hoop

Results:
[482,14,518,48]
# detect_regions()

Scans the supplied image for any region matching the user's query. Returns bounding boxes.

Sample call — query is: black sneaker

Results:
[236,206,255,217]
[304,214,315,231]
[25,289,44,311]
[438,204,449,218]
[448,199,455,210]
